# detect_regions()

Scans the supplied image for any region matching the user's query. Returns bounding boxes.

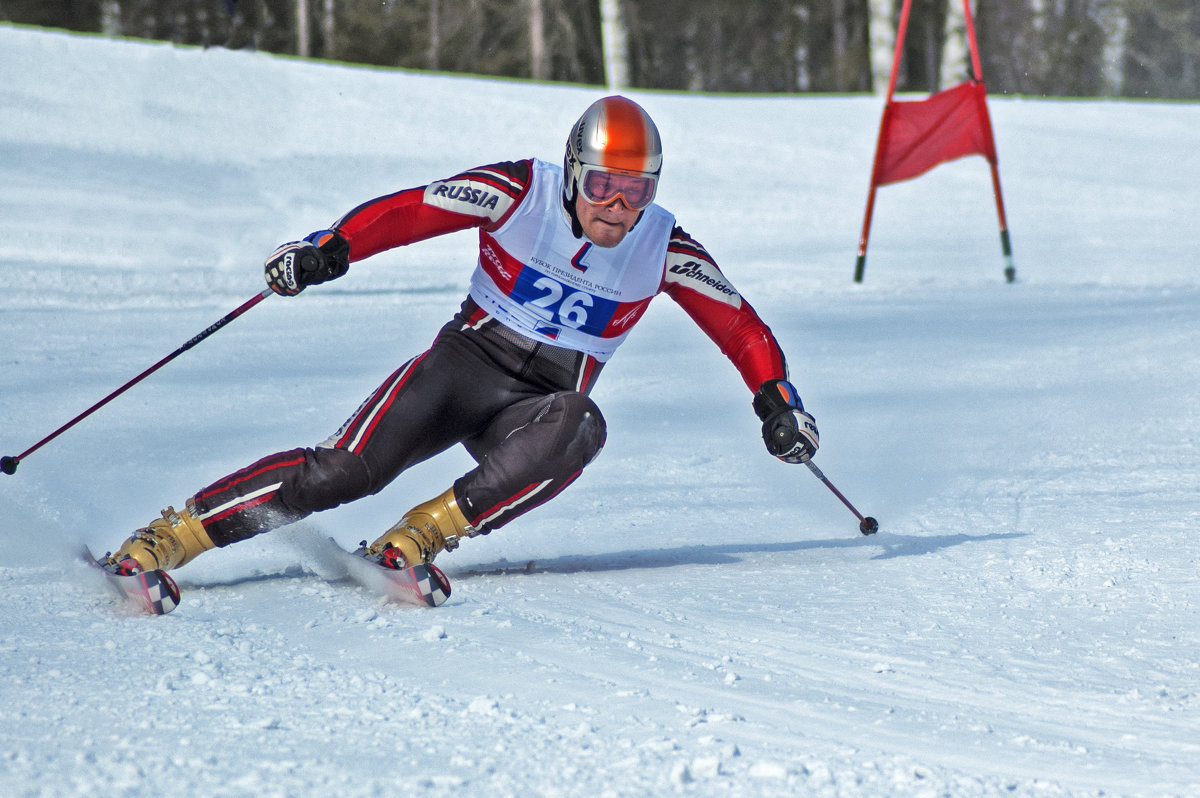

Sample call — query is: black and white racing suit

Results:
[192,159,789,546]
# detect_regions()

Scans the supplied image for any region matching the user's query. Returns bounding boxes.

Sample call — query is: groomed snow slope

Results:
[1,25,1198,798]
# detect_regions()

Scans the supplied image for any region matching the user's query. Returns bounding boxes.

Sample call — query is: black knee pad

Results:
[552,392,607,469]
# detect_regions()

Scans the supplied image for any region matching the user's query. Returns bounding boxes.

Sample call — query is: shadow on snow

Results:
[455,530,1026,578]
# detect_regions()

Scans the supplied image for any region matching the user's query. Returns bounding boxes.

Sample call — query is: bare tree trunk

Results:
[940,0,972,85]
[1100,3,1127,96]
[295,0,310,57]
[832,0,848,90]
[530,0,546,80]
[600,0,629,90]
[1029,0,1049,87]
[322,0,335,59]
[923,6,938,91]
[684,15,704,91]
[101,1,121,36]
[867,0,896,93]
[197,1,211,47]
[429,0,441,71]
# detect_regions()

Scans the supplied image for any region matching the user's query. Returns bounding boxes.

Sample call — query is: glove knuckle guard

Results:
[753,379,818,464]
[264,230,350,296]
[304,229,351,283]
[299,252,320,273]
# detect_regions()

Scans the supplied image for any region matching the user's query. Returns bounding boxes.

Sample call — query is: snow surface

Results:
[2,24,1199,798]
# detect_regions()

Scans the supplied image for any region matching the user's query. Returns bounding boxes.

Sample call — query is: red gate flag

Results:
[874,80,997,186]
[855,0,1014,284]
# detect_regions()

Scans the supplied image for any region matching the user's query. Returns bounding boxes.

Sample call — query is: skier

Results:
[102,95,819,577]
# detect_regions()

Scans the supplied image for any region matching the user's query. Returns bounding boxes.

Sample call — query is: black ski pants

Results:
[191,301,607,547]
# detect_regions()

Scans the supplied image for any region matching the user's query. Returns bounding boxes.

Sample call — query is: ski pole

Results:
[1,288,273,476]
[805,460,879,535]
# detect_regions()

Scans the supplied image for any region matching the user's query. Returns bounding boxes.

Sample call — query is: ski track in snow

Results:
[2,25,1199,798]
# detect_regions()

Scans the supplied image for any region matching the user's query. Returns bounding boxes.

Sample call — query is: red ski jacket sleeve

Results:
[661,227,789,392]
[331,160,534,261]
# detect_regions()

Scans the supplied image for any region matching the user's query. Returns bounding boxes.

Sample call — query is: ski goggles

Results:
[578,165,658,210]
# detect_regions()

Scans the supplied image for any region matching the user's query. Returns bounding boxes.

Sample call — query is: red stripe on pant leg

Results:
[472,469,584,531]
[346,352,428,456]
[475,481,545,524]
[530,470,582,511]
[329,375,396,451]
[330,353,426,455]
[196,455,307,502]
[203,491,277,525]
[579,356,599,393]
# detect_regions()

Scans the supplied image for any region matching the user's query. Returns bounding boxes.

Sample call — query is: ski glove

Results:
[753,379,819,464]
[264,230,351,296]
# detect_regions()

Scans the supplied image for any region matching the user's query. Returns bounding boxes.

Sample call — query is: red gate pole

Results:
[855,0,913,283]
[962,0,1016,282]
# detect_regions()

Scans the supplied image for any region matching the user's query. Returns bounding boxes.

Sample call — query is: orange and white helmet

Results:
[563,96,662,212]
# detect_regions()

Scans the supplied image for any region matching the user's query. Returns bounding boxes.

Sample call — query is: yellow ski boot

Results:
[368,488,475,568]
[106,502,215,574]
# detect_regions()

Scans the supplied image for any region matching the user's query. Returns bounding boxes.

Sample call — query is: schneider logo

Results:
[669,261,736,296]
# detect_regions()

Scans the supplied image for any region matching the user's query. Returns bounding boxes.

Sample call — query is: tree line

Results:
[3,1,1197,99]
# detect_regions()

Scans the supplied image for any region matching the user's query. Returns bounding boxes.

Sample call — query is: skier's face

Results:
[575,193,640,248]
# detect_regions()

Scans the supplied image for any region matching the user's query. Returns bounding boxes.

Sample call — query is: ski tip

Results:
[330,538,452,607]
[420,563,452,607]
[84,546,181,615]
[397,562,452,607]
[142,570,182,615]
[117,568,181,616]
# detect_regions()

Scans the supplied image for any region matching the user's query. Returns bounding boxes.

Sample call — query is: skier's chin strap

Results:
[563,189,585,239]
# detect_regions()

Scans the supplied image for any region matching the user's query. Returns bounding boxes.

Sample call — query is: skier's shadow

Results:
[455,530,1026,578]
[175,563,316,590]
